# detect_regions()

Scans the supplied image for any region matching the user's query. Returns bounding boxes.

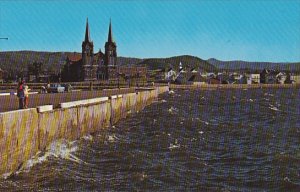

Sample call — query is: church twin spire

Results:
[82,17,117,70]
[84,17,114,44]
[107,19,114,43]
[84,18,91,43]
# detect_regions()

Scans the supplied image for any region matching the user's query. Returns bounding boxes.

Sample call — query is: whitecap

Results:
[284,177,290,182]
[197,118,209,125]
[14,139,83,175]
[270,107,280,111]
[169,143,180,150]
[269,104,280,111]
[82,134,93,141]
[168,106,178,114]
[169,139,180,149]
[168,90,175,94]
[108,134,118,143]
[1,172,12,180]
[264,93,274,97]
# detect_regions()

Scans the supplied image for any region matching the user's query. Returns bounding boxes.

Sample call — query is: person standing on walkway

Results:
[17,80,25,109]
[24,85,30,108]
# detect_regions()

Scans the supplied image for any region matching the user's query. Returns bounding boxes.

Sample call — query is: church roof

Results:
[167,67,173,72]
[188,74,206,82]
[93,53,104,64]
[67,55,81,62]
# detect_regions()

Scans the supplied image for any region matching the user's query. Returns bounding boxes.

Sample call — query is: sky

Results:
[0,0,300,62]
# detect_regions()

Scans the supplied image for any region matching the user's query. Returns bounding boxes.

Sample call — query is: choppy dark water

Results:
[1,88,300,191]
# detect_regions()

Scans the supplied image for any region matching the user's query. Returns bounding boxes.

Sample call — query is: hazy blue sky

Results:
[0,0,299,62]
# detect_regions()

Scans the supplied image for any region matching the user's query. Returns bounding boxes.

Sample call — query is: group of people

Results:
[16,80,30,109]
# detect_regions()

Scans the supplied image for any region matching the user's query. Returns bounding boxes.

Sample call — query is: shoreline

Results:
[0,86,169,176]
[167,83,300,90]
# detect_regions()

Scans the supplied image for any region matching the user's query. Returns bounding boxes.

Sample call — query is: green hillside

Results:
[0,51,216,79]
[0,51,68,76]
[139,55,217,71]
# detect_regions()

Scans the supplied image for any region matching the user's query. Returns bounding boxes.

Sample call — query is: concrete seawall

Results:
[0,86,169,176]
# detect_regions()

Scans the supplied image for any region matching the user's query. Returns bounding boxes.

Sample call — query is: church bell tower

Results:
[82,18,94,81]
[104,19,117,79]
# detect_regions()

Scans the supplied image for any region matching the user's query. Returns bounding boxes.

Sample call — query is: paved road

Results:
[0,88,136,113]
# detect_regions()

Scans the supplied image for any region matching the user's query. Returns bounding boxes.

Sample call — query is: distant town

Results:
[0,19,300,86]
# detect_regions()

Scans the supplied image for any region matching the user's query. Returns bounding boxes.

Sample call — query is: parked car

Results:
[47,84,65,93]
[62,84,73,92]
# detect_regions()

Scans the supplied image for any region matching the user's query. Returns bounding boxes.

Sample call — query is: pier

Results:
[0,86,169,176]
[0,88,136,113]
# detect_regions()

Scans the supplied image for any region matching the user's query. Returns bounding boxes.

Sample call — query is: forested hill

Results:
[0,51,216,75]
[138,55,217,71]
[207,58,300,72]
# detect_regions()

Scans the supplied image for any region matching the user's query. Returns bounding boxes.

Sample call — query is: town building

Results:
[63,19,103,82]
[249,73,260,84]
[260,69,287,84]
[216,73,230,84]
[165,67,176,81]
[62,19,146,82]
[260,69,269,84]
[275,72,287,84]
[207,78,221,84]
[290,73,300,84]
[175,67,206,84]
[187,73,206,85]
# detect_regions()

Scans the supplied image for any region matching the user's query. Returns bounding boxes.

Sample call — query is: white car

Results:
[47,84,65,93]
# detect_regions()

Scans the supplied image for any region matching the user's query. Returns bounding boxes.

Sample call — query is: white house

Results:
[290,74,300,84]
[165,68,177,81]
[248,73,260,84]
[276,72,287,84]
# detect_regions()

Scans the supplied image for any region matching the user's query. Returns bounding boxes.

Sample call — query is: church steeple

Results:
[104,19,117,78]
[107,19,114,43]
[82,17,94,81]
[84,18,91,42]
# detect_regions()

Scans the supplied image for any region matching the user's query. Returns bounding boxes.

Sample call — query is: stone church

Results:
[62,19,119,82]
